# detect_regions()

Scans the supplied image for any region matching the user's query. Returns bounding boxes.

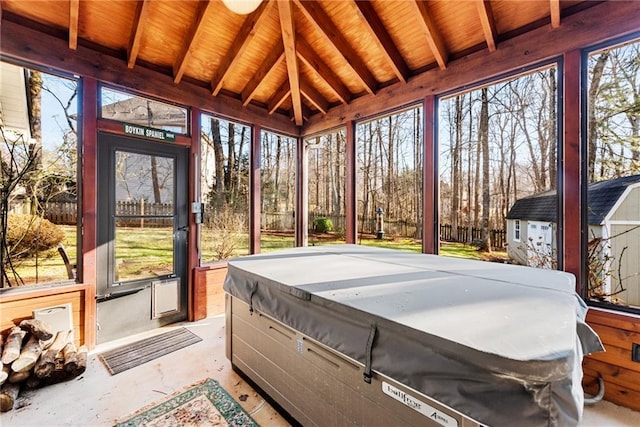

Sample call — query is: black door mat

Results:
[98,327,202,375]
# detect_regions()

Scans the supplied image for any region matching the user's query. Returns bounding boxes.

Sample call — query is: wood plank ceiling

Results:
[1,0,592,127]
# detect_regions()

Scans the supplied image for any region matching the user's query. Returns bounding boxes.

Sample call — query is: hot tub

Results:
[223,244,603,426]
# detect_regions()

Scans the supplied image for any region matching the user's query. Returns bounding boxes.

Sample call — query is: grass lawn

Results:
[9,226,508,286]
[259,231,508,262]
[9,225,78,285]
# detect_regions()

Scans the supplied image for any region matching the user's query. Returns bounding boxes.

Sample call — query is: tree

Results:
[1,130,41,286]
[479,87,492,252]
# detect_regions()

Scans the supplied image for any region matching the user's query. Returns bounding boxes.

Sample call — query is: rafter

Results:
[242,40,285,106]
[290,104,311,122]
[300,79,329,115]
[354,1,408,83]
[211,0,272,96]
[277,0,302,125]
[550,0,561,28]
[127,0,152,69]
[69,0,79,50]
[296,37,351,105]
[410,0,448,70]
[173,0,211,83]
[476,0,497,52]
[294,0,377,95]
[267,80,291,115]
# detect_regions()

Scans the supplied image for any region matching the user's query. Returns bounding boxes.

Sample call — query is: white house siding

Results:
[506,219,558,268]
[606,186,640,307]
[610,223,640,306]
[609,185,639,222]
[506,219,527,265]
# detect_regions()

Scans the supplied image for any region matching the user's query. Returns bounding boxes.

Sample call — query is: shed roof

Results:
[506,174,640,225]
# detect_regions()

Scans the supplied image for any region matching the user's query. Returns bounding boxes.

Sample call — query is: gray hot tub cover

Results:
[224,244,603,426]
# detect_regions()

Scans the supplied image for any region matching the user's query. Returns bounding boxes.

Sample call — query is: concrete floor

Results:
[3,314,289,427]
[2,313,638,426]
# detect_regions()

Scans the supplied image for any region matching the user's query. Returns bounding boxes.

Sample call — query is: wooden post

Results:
[188,107,201,321]
[563,50,583,292]
[345,121,357,244]
[423,95,437,254]
[250,125,262,254]
[81,76,98,350]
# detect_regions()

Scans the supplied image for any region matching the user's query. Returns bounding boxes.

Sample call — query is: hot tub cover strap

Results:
[363,322,377,384]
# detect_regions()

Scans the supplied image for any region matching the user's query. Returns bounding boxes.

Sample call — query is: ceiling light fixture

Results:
[221,0,262,15]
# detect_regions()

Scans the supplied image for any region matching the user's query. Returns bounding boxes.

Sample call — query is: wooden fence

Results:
[44,201,174,227]
[44,202,76,225]
[44,203,504,246]
[309,213,421,238]
[440,224,506,248]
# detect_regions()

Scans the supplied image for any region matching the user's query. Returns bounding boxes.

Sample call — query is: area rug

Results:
[99,327,202,375]
[115,378,258,427]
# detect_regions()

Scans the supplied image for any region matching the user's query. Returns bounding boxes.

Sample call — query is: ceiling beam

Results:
[268,80,291,115]
[303,1,639,136]
[300,79,329,115]
[277,0,302,125]
[242,40,285,106]
[173,0,211,83]
[127,0,152,69]
[0,17,299,136]
[69,0,79,50]
[550,0,561,28]
[476,0,497,52]
[294,0,377,95]
[296,37,351,105]
[410,0,448,70]
[289,105,311,123]
[211,0,272,96]
[354,1,408,83]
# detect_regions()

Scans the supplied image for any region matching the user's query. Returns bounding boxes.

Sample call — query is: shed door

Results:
[527,221,554,268]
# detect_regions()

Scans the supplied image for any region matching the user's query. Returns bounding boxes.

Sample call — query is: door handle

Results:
[96,286,147,302]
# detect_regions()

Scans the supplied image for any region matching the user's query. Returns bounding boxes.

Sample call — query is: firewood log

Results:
[72,345,88,377]
[19,319,53,341]
[0,382,20,412]
[1,327,26,365]
[62,342,78,373]
[42,357,68,386]
[34,349,55,379]
[0,334,4,359]
[0,365,9,386]
[8,370,29,384]
[34,330,71,379]
[11,335,42,373]
[24,373,40,390]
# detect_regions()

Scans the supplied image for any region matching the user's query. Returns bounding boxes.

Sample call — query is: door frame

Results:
[95,132,189,342]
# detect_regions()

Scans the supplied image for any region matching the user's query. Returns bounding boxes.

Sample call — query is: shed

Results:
[506,174,640,305]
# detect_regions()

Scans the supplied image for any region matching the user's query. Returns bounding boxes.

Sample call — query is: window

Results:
[1,63,79,287]
[199,114,250,262]
[586,37,640,311]
[438,65,558,267]
[356,106,423,251]
[100,87,188,135]
[305,129,347,246]
[260,130,296,251]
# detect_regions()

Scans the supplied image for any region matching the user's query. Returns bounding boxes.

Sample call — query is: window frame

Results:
[581,32,640,315]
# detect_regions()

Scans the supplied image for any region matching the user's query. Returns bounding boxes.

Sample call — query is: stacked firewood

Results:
[0,319,87,412]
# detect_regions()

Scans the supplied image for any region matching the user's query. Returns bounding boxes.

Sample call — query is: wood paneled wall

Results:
[583,308,640,412]
[0,284,91,347]
[193,264,228,320]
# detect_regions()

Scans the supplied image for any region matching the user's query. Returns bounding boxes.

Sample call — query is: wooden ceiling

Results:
[1,0,594,127]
